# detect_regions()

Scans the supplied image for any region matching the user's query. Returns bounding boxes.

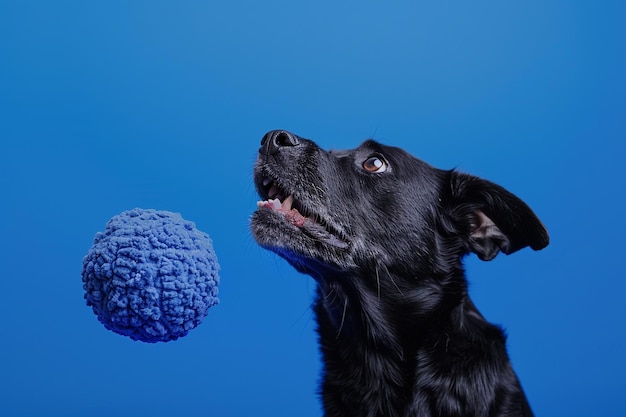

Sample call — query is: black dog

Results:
[251,130,548,417]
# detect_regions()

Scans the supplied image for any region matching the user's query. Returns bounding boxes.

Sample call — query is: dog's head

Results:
[251,130,549,281]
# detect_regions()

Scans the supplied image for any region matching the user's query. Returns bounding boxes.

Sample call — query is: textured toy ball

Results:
[81,208,220,342]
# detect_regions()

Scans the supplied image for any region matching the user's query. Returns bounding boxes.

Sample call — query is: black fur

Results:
[251,130,549,417]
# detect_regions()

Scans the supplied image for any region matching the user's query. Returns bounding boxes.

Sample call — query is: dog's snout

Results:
[260,130,300,155]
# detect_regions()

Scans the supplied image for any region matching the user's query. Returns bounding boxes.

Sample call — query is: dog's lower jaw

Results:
[250,208,356,274]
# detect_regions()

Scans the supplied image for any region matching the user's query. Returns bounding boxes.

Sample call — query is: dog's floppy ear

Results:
[446,172,549,261]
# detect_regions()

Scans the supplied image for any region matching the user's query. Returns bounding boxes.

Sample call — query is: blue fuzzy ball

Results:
[81,208,220,342]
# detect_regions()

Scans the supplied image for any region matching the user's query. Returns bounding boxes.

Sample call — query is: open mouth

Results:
[255,175,349,248]
[256,177,308,227]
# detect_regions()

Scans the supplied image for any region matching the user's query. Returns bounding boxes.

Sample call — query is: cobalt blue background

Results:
[1,1,624,416]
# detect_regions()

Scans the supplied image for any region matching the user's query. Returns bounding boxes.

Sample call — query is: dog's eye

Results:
[362,156,388,173]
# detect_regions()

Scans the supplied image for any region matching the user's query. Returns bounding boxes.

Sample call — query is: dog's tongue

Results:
[257,195,307,227]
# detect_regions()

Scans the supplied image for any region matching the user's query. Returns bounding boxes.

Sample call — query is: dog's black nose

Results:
[260,130,299,155]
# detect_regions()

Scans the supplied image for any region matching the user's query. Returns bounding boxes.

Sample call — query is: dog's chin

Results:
[251,207,352,275]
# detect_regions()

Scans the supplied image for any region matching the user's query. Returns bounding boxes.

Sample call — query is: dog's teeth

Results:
[283,195,294,210]
[256,199,279,209]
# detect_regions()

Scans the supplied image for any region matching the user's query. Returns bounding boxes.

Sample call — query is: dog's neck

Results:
[313,259,468,342]
[314,283,412,416]
[312,266,478,416]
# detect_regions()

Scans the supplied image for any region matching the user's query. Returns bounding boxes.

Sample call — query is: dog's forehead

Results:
[330,139,397,155]
[329,139,417,162]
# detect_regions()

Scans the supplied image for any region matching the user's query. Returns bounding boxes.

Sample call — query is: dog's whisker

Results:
[386,270,404,297]
[336,298,348,339]
[376,267,381,304]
